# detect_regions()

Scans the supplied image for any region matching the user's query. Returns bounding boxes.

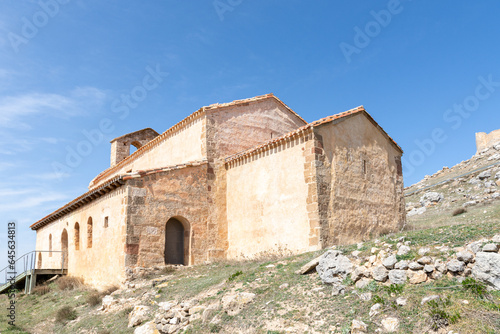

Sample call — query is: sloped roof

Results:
[224,106,402,164]
[90,93,305,188]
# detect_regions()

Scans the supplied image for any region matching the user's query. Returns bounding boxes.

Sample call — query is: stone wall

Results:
[110,128,159,167]
[476,129,500,153]
[123,164,209,268]
[35,187,128,288]
[315,113,405,246]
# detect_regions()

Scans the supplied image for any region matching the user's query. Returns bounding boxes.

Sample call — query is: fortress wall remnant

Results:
[476,129,500,152]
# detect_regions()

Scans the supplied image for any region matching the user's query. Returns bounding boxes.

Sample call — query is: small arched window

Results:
[49,234,52,257]
[74,223,80,250]
[87,217,93,248]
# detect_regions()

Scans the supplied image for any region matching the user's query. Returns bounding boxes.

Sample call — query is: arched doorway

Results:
[37,253,42,269]
[61,229,68,268]
[164,218,185,265]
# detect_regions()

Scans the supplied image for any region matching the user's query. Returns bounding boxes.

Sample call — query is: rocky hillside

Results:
[405,141,500,222]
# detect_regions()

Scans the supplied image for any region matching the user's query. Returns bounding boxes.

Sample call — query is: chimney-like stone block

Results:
[110,128,159,166]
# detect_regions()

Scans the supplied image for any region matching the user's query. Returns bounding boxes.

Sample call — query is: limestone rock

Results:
[332,284,346,296]
[407,207,426,217]
[295,254,322,275]
[417,256,433,265]
[102,295,118,311]
[128,305,151,328]
[202,303,220,323]
[424,265,435,273]
[496,171,500,180]
[408,262,424,271]
[369,303,382,317]
[316,250,353,284]
[394,260,409,270]
[381,317,399,332]
[221,292,256,316]
[355,278,372,289]
[482,244,499,252]
[382,255,397,269]
[472,252,500,290]
[372,265,389,282]
[397,245,411,256]
[388,270,407,285]
[359,292,372,301]
[408,270,427,284]
[395,297,407,306]
[478,171,492,180]
[447,259,465,273]
[351,319,368,333]
[420,192,444,206]
[134,321,159,334]
[351,266,370,282]
[456,251,474,263]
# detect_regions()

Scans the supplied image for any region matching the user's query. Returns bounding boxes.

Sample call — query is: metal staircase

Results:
[0,251,67,294]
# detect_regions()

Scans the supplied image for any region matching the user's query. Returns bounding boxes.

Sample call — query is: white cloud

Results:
[0,191,69,212]
[0,87,107,130]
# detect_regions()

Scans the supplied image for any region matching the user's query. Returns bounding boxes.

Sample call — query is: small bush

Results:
[396,251,417,262]
[86,292,102,306]
[227,270,243,282]
[452,208,467,216]
[383,283,404,295]
[426,296,461,330]
[57,276,84,291]
[462,277,487,297]
[32,285,50,296]
[56,306,77,323]
[102,285,119,296]
[209,323,222,333]
[372,294,385,305]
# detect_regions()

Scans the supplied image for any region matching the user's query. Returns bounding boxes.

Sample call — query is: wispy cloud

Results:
[0,87,107,130]
[0,190,69,212]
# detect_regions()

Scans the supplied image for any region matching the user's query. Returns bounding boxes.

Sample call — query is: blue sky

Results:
[1,0,499,271]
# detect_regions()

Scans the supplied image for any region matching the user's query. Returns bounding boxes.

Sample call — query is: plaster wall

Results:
[315,114,405,246]
[92,116,206,188]
[476,129,500,152]
[225,138,313,259]
[35,187,127,288]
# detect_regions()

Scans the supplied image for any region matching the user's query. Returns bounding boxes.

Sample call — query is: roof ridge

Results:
[90,93,305,188]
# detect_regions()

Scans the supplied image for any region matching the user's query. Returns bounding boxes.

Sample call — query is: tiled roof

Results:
[225,106,402,164]
[30,176,125,231]
[89,93,305,188]
[30,160,208,231]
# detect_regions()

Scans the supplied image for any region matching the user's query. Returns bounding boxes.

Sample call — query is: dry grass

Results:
[55,306,77,323]
[452,207,467,216]
[32,285,51,296]
[57,276,84,291]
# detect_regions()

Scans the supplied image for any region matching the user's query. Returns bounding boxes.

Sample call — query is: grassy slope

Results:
[1,201,500,333]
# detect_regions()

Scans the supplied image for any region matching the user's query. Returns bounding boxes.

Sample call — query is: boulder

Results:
[395,297,407,306]
[424,265,435,273]
[381,317,399,333]
[382,255,397,269]
[408,270,427,284]
[472,252,500,290]
[482,244,499,252]
[394,260,409,270]
[421,295,440,305]
[478,171,492,180]
[418,247,430,256]
[102,295,118,311]
[221,292,256,316]
[496,171,500,180]
[420,192,444,207]
[351,266,370,282]
[295,254,322,274]
[316,250,353,284]
[447,259,465,273]
[456,251,474,263]
[397,245,411,256]
[369,303,382,317]
[407,207,426,217]
[417,256,433,265]
[355,278,372,289]
[388,270,407,285]
[351,319,368,333]
[134,321,159,334]
[128,306,151,328]
[408,262,424,271]
[372,266,389,282]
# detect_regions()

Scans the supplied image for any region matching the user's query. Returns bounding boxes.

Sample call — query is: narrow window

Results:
[104,216,109,228]
[74,223,80,250]
[87,217,93,248]
[363,160,367,175]
[49,234,52,257]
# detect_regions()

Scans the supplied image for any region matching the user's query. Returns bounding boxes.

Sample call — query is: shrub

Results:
[56,276,84,291]
[32,285,50,296]
[452,208,467,216]
[227,270,243,282]
[102,285,119,296]
[56,306,77,323]
[462,277,487,297]
[383,283,404,295]
[426,296,461,330]
[86,292,102,306]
